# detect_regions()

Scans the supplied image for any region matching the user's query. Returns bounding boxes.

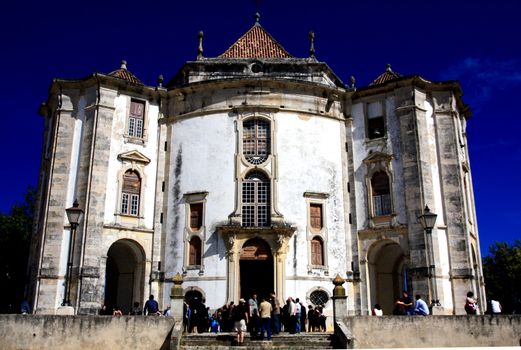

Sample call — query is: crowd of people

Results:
[180,292,327,345]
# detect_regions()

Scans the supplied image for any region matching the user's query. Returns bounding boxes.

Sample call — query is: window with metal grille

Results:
[242,171,270,227]
[190,203,203,231]
[310,290,329,306]
[188,236,202,266]
[371,171,391,216]
[243,119,270,165]
[311,237,324,266]
[310,203,323,230]
[121,170,141,216]
[128,100,145,138]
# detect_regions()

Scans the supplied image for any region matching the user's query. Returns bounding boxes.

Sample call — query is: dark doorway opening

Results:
[104,240,144,314]
[239,238,273,301]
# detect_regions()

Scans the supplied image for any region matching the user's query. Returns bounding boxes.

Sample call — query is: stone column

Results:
[332,274,348,322]
[170,273,184,323]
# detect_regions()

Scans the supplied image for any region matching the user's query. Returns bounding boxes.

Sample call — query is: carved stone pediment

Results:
[117,150,151,165]
[363,151,393,165]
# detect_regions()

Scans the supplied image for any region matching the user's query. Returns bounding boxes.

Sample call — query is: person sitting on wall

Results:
[144,294,159,316]
[413,295,430,316]
[130,301,142,315]
[465,291,478,315]
[372,304,383,316]
[396,291,414,315]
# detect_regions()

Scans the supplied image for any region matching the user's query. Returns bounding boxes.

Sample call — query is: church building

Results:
[27,16,485,318]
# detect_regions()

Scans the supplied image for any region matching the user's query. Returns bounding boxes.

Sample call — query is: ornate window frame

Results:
[115,150,151,226]
[306,286,331,307]
[230,110,284,227]
[183,191,208,275]
[304,192,329,274]
[124,98,148,145]
[363,152,395,228]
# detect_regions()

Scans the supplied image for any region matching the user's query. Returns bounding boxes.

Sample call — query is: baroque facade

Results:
[28,19,485,318]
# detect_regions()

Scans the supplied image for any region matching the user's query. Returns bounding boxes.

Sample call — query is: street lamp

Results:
[418,205,439,307]
[63,200,84,306]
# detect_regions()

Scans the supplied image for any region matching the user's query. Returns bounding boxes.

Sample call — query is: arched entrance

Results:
[240,238,273,300]
[105,239,145,314]
[368,240,409,315]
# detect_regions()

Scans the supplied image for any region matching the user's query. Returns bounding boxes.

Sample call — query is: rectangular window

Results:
[311,238,324,266]
[128,100,145,138]
[373,194,391,216]
[130,194,139,216]
[310,203,323,230]
[121,193,129,214]
[190,203,203,231]
[367,101,385,139]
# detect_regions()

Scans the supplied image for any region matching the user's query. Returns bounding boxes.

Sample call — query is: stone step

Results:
[180,332,335,350]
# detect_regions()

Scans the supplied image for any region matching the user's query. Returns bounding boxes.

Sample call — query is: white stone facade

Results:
[27,23,485,319]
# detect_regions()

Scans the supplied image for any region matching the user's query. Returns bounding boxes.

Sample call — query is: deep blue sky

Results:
[1,0,519,254]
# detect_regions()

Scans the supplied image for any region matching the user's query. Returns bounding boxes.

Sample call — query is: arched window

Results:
[371,171,391,216]
[242,171,270,227]
[311,236,324,266]
[243,119,270,165]
[188,236,202,266]
[121,170,141,216]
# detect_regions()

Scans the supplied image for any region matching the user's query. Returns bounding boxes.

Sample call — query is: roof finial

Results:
[308,31,315,58]
[157,74,164,88]
[120,60,127,70]
[386,63,392,72]
[197,31,204,60]
[254,12,260,24]
[350,75,356,89]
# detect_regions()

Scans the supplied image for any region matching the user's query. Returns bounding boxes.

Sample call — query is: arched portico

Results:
[367,240,409,315]
[217,225,295,304]
[104,239,145,314]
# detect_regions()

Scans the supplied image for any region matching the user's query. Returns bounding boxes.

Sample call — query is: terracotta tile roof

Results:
[108,61,144,86]
[370,64,402,85]
[218,23,293,59]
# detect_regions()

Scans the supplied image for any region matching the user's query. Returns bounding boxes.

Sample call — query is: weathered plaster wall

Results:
[0,315,174,350]
[163,112,236,309]
[343,315,521,348]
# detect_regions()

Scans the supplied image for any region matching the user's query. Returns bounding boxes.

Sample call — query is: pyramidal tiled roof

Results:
[218,23,293,59]
[108,60,144,86]
[370,64,402,86]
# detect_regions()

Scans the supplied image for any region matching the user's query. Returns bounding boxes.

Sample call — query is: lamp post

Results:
[418,205,440,306]
[63,200,84,307]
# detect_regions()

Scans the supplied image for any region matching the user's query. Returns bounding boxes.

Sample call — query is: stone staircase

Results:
[180,332,336,350]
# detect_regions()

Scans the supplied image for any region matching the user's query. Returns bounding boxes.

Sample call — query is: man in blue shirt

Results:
[144,294,159,315]
[414,294,430,315]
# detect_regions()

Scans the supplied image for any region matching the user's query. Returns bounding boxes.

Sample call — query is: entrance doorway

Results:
[105,239,145,314]
[368,240,409,315]
[239,238,273,300]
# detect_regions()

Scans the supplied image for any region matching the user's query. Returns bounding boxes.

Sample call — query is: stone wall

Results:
[0,315,175,350]
[342,315,521,348]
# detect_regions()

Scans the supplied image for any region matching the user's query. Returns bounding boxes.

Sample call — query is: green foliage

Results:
[0,187,36,313]
[482,240,521,314]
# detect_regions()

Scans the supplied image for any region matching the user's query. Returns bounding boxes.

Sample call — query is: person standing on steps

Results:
[232,299,249,346]
[259,297,273,341]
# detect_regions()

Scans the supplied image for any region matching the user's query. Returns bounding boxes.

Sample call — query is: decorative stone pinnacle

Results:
[350,75,356,89]
[386,63,392,72]
[308,31,315,58]
[197,31,204,60]
[333,274,345,286]
[333,274,346,298]
[254,12,260,23]
[157,74,164,87]
[120,60,127,70]
[173,272,183,285]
